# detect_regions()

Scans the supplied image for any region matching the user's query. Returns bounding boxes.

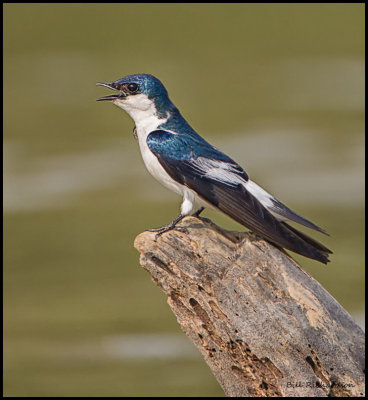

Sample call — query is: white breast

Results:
[113,95,184,196]
[138,131,185,196]
[113,94,203,215]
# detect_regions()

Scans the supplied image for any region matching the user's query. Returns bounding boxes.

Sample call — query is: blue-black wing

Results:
[147,130,331,263]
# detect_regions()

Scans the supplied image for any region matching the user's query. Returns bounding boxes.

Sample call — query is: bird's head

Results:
[97,74,171,120]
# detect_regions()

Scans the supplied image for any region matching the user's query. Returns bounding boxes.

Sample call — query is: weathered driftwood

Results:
[134,216,365,397]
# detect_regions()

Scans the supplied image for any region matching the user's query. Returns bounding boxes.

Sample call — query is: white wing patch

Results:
[245,180,288,221]
[192,157,247,185]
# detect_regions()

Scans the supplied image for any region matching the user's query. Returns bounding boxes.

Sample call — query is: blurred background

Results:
[3,3,364,397]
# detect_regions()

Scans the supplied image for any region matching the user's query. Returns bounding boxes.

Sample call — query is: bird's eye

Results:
[127,83,139,93]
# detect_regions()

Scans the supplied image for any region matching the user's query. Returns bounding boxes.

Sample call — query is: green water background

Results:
[4,4,364,396]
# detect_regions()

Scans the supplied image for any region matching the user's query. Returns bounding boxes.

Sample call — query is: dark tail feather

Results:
[270,198,329,235]
[281,222,332,264]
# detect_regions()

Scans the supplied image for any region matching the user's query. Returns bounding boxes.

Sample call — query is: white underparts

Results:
[180,189,196,215]
[114,94,197,214]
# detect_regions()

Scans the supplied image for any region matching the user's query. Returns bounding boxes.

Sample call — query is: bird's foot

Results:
[147,215,187,241]
[148,225,188,241]
[148,225,188,240]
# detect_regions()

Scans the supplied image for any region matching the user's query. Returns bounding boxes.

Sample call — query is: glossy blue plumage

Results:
[113,74,176,118]
[97,73,332,264]
[147,129,242,166]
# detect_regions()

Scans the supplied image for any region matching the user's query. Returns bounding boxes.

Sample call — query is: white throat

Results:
[113,93,166,134]
[113,93,168,182]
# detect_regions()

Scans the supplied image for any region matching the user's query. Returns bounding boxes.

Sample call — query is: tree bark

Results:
[134,216,365,397]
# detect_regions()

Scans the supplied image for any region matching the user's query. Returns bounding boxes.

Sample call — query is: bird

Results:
[97,73,332,264]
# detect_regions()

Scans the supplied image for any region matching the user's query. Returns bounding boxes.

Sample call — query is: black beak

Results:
[96,82,126,101]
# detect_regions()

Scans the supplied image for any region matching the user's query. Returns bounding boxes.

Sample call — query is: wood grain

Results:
[134,216,365,397]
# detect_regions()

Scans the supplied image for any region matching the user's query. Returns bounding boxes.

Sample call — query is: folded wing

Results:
[147,130,332,264]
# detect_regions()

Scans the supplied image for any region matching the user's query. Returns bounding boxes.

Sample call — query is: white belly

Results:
[139,136,205,215]
[126,108,210,216]
[140,137,184,195]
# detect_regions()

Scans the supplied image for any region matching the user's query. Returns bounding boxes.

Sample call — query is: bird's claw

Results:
[172,226,188,234]
[148,225,188,241]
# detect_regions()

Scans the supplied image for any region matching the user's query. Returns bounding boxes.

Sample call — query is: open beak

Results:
[96,82,126,101]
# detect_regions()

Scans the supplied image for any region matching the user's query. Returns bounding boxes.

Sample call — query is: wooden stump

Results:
[134,216,365,397]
